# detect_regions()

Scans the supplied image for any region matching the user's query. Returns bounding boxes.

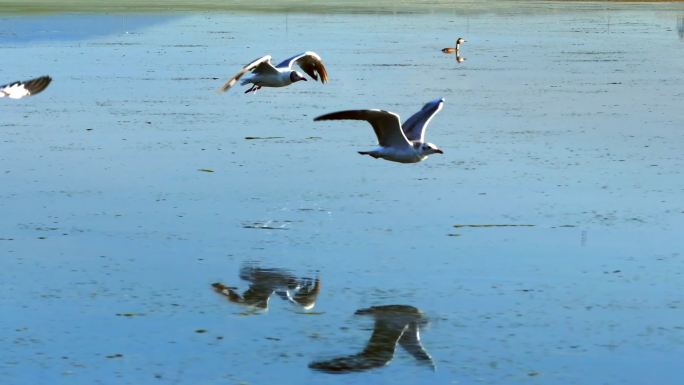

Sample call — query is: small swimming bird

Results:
[218,51,328,94]
[1,76,52,99]
[309,305,434,373]
[314,97,445,163]
[441,37,466,54]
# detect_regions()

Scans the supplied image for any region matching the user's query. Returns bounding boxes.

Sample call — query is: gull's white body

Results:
[362,143,428,164]
[1,82,32,99]
[244,72,291,88]
[314,98,445,163]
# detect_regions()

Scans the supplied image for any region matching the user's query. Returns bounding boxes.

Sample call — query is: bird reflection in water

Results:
[212,265,320,312]
[678,16,684,40]
[309,305,434,373]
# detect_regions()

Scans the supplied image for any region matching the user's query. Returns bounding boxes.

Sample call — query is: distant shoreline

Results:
[1,0,684,15]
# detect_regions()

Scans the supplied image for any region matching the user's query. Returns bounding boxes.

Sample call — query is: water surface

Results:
[1,3,684,385]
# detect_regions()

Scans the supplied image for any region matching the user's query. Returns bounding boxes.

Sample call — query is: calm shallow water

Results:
[1,3,684,385]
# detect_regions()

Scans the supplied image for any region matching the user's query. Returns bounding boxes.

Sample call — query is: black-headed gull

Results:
[218,51,328,94]
[309,305,434,373]
[314,97,445,163]
[1,76,52,99]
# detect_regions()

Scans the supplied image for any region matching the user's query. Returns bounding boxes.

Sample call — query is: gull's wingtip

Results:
[313,112,338,122]
[423,97,445,108]
[217,80,233,93]
[25,75,53,96]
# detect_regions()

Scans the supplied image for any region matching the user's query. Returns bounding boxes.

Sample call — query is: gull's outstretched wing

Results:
[314,110,411,149]
[276,51,328,83]
[401,97,445,142]
[0,76,52,99]
[217,55,277,92]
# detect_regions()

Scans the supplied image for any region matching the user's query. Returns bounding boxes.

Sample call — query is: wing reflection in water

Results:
[212,264,321,312]
[309,305,434,373]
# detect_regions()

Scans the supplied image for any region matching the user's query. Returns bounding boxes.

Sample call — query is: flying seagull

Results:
[218,51,328,94]
[314,97,445,163]
[309,305,434,373]
[1,76,52,99]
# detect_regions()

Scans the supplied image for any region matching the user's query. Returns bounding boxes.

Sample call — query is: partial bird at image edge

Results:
[0,75,52,99]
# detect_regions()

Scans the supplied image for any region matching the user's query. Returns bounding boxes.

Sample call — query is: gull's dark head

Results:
[290,71,307,83]
[421,142,443,155]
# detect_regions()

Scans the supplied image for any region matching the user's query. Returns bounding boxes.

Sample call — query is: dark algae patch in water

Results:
[244,136,285,140]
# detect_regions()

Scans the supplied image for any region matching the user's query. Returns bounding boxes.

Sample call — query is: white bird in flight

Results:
[1,75,52,99]
[218,51,328,94]
[314,98,445,163]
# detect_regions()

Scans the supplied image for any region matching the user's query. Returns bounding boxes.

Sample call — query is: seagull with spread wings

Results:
[1,76,52,99]
[218,51,328,94]
[314,97,445,163]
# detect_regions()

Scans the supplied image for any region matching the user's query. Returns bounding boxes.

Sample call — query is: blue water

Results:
[1,4,684,385]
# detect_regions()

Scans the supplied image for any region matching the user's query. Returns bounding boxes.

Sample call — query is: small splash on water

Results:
[241,220,293,230]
